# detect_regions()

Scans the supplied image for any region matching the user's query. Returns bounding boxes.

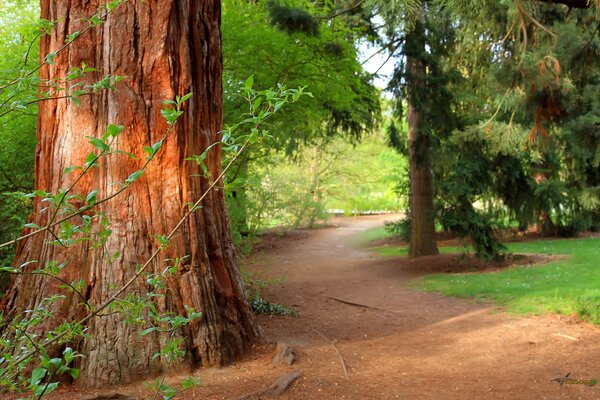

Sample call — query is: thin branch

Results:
[36,358,63,400]
[1,139,251,375]
[0,124,175,251]
[361,37,403,66]
[151,337,175,400]
[45,228,68,248]
[7,323,42,353]
[314,0,365,20]
[13,271,88,306]
[585,22,600,47]
[324,295,400,313]
[312,328,348,379]
[0,5,117,92]
[480,88,512,128]
[0,92,95,120]
[22,32,43,68]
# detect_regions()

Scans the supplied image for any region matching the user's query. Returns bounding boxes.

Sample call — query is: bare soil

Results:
[44,215,600,399]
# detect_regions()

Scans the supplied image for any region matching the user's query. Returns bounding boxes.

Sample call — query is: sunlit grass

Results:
[353,226,392,245]
[410,237,600,323]
[368,245,468,257]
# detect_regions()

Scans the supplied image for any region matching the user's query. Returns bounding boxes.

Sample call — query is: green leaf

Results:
[29,367,47,387]
[89,138,110,151]
[65,31,81,44]
[156,234,171,248]
[252,97,262,111]
[34,382,58,396]
[244,75,254,91]
[105,124,125,138]
[89,14,103,27]
[152,141,163,153]
[161,108,183,125]
[181,377,201,390]
[85,152,99,168]
[126,170,144,184]
[48,357,62,369]
[143,146,154,158]
[69,368,80,380]
[112,150,137,160]
[45,52,57,65]
[178,92,193,104]
[86,190,99,206]
[140,326,158,336]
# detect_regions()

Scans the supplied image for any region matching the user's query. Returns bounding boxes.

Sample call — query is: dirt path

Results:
[208,215,600,399]
[51,215,600,399]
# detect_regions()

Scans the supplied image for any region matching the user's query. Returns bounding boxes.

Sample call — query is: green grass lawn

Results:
[368,245,468,257]
[410,237,600,323]
[353,226,392,245]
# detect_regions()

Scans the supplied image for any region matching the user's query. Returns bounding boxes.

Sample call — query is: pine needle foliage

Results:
[266,0,320,35]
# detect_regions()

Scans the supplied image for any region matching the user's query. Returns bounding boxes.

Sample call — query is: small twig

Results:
[152,349,174,400]
[13,271,88,306]
[324,295,400,314]
[585,22,600,48]
[315,0,364,20]
[36,358,63,400]
[312,328,348,379]
[480,88,512,129]
[0,6,117,92]
[553,333,578,341]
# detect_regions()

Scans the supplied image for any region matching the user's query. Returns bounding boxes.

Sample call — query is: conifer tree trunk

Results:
[406,13,439,258]
[1,0,257,387]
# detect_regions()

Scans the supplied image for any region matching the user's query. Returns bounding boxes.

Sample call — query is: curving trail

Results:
[224,215,600,400]
[48,215,600,399]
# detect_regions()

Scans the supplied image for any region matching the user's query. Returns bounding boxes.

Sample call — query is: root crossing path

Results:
[49,215,600,399]
[226,215,600,399]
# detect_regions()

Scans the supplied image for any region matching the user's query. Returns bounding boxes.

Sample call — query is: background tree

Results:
[1,0,257,386]
[371,0,600,259]
[437,0,600,250]
[373,1,459,257]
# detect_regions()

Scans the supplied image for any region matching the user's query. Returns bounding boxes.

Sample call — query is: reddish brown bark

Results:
[406,14,438,258]
[1,0,257,386]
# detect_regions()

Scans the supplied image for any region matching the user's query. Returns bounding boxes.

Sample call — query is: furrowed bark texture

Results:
[406,13,438,258]
[1,0,257,386]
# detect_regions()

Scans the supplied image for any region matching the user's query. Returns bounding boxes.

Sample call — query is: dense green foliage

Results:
[442,2,600,243]
[222,0,384,239]
[242,132,404,232]
[0,1,39,269]
[373,0,600,259]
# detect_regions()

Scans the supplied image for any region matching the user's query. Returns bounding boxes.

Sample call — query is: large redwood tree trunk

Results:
[406,13,438,258]
[1,0,257,386]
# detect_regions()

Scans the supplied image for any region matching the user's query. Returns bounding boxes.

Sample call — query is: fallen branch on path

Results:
[553,333,578,341]
[312,328,349,379]
[324,295,400,314]
[236,372,301,399]
[237,372,301,399]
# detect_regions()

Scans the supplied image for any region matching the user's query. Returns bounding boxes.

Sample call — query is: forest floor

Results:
[52,215,600,399]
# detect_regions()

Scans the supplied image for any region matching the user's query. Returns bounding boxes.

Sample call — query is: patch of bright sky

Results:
[357,15,396,96]
[359,39,395,91]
